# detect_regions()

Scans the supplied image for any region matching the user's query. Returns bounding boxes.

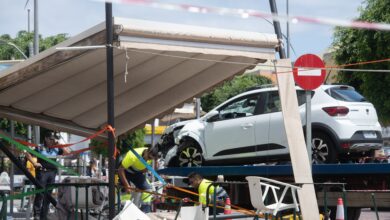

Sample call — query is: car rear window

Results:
[325,86,367,102]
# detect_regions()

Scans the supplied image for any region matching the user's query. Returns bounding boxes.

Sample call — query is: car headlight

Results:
[174,136,181,145]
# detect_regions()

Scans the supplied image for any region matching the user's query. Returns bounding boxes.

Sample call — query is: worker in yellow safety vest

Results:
[187,172,229,213]
[118,147,158,212]
[121,186,154,212]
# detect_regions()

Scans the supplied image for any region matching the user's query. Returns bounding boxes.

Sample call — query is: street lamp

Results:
[0,39,28,59]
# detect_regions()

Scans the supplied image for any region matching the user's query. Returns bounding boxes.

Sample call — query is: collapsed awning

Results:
[0,18,277,139]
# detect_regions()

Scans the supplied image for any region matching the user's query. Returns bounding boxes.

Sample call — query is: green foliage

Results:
[0,118,27,136]
[90,139,108,157]
[91,129,146,157]
[332,0,390,124]
[201,74,272,112]
[0,31,68,60]
[120,129,146,150]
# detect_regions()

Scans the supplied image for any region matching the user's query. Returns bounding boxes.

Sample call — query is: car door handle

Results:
[241,123,254,129]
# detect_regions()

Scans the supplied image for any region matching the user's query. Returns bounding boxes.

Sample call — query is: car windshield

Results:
[325,86,367,102]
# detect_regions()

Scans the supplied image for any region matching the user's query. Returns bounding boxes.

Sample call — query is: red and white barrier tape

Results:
[97,0,390,31]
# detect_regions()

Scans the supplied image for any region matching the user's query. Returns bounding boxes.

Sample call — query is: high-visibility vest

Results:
[121,147,152,173]
[26,157,37,177]
[198,179,228,205]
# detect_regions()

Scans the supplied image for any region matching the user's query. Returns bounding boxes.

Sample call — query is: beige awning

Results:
[0,18,277,139]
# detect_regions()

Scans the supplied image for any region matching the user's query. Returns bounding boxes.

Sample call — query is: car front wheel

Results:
[177,140,203,167]
[311,132,338,164]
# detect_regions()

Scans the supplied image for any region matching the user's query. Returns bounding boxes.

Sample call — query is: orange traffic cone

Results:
[336,198,344,220]
[224,197,232,219]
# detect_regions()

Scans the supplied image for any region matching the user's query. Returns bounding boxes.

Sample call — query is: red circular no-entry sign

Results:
[293,54,326,90]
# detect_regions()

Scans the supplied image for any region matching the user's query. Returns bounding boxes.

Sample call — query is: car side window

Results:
[264,91,282,113]
[218,95,259,120]
[263,90,315,114]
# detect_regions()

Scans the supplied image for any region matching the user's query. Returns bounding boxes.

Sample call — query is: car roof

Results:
[241,84,353,96]
[210,83,353,112]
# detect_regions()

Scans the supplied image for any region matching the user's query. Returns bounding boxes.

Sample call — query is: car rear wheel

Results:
[177,140,203,167]
[312,132,338,164]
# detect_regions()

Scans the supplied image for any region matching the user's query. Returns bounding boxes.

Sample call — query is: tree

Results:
[333,0,390,124]
[91,129,146,157]
[0,31,68,60]
[201,74,272,112]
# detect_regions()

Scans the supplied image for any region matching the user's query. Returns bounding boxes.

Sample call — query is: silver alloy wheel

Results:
[311,137,330,164]
[178,146,203,167]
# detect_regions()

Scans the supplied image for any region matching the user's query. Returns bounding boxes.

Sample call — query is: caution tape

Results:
[15,139,38,147]
[48,125,110,149]
[169,185,258,216]
[126,185,259,216]
[0,132,79,176]
[103,0,390,31]
[47,125,119,159]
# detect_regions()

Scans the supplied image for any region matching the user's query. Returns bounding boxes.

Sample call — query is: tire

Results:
[311,132,338,164]
[177,140,204,167]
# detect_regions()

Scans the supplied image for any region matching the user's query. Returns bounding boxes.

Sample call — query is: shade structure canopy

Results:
[0,18,277,139]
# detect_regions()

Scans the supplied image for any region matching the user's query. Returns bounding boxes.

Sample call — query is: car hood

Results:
[163,119,197,134]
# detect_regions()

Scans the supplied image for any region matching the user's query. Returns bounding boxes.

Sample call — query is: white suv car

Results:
[158,85,383,167]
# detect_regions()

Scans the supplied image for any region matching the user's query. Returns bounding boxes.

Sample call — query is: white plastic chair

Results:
[246,176,301,216]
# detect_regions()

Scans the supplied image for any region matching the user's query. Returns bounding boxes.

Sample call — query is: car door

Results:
[257,91,289,157]
[257,90,310,157]
[204,94,260,161]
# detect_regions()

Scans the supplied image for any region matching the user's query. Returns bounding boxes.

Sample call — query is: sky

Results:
[0,0,364,61]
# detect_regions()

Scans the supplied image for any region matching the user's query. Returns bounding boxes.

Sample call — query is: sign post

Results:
[293,54,326,164]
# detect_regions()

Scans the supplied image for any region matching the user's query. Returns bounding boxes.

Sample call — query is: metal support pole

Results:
[342,186,347,220]
[26,125,32,219]
[83,154,87,176]
[286,0,290,58]
[10,121,15,215]
[195,98,201,119]
[99,154,102,178]
[151,120,156,184]
[105,2,115,219]
[33,0,39,55]
[306,91,312,164]
[28,9,31,33]
[27,125,32,143]
[85,186,89,220]
[371,193,379,220]
[151,120,156,147]
[269,0,286,59]
[33,126,40,146]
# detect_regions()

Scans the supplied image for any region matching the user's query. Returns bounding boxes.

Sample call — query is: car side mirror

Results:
[204,110,219,122]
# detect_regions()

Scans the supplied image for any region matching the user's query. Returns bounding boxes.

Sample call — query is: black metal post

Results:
[85,186,89,220]
[269,0,286,59]
[10,121,15,216]
[0,142,56,206]
[105,2,115,219]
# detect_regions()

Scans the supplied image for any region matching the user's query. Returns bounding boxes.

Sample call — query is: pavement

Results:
[359,208,390,220]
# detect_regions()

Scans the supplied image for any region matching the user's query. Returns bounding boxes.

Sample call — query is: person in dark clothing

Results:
[26,131,68,220]
[86,159,97,177]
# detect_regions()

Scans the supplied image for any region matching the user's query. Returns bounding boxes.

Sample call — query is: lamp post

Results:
[0,39,28,59]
